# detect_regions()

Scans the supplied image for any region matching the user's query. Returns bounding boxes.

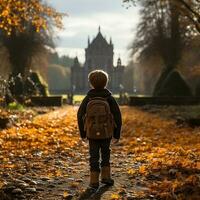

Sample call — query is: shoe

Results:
[101,166,114,186]
[89,171,99,189]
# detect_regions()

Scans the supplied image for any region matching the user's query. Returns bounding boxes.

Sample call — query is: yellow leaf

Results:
[63,191,69,198]
[127,168,136,175]
[111,194,120,199]
[139,165,147,175]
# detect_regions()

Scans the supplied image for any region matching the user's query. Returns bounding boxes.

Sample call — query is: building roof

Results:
[88,27,111,48]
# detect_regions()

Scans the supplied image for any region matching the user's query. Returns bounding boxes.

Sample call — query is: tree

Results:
[123,0,200,33]
[0,0,64,76]
[126,0,200,94]
[130,0,200,65]
[48,52,74,68]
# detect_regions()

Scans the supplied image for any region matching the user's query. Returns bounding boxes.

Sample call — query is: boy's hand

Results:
[112,138,119,144]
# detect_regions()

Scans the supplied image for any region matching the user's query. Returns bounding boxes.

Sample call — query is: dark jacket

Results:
[77,88,122,139]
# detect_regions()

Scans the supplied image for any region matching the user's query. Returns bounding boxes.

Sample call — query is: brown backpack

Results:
[83,97,116,139]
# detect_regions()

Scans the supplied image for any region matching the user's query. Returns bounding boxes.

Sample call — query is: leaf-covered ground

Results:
[0,106,200,200]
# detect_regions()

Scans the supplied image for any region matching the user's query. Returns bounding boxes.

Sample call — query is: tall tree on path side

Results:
[0,0,64,77]
[124,0,200,94]
[123,0,200,33]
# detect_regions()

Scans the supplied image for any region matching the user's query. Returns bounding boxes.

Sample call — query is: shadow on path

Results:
[78,185,111,200]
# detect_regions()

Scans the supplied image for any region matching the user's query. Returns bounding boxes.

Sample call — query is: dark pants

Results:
[89,138,111,172]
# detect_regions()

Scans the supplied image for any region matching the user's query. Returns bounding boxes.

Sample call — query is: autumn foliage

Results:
[0,107,79,180]
[0,106,200,199]
[0,0,63,35]
[0,0,65,76]
[122,106,200,199]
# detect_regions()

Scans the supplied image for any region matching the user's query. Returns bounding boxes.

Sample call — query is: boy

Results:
[77,70,122,189]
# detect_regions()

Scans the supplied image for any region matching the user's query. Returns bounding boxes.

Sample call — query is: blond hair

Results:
[88,70,109,89]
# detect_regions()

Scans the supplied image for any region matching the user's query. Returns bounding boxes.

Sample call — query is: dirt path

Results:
[34,144,149,200]
[31,106,149,200]
[1,106,200,200]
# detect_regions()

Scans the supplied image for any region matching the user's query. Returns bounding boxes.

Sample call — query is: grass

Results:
[73,95,85,104]
[49,94,120,104]
[73,94,120,104]
[7,102,24,111]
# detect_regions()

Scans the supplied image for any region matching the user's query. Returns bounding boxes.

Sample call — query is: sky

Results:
[49,0,140,65]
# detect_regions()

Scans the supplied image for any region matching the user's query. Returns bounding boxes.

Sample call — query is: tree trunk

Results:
[4,33,32,77]
[153,1,182,95]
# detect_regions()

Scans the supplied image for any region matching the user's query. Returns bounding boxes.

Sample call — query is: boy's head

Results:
[88,70,109,89]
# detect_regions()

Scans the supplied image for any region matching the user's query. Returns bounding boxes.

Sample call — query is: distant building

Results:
[71,27,125,93]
